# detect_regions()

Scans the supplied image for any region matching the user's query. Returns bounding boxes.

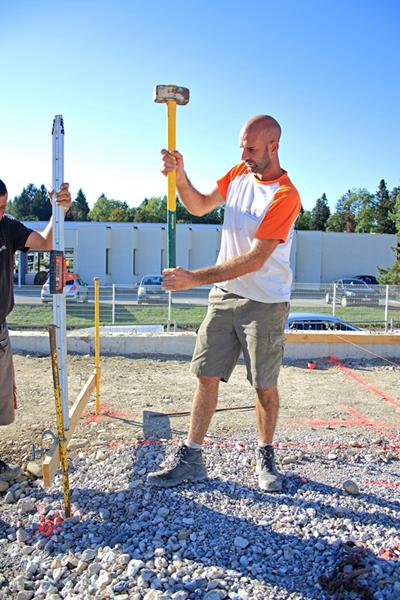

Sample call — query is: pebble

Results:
[16,528,30,543]
[0,480,9,492]
[281,455,297,465]
[26,461,42,478]
[343,479,360,495]
[16,593,34,600]
[81,548,97,562]
[234,536,250,549]
[4,490,16,503]
[19,498,36,514]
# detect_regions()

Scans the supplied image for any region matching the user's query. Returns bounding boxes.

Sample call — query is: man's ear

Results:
[270,141,279,155]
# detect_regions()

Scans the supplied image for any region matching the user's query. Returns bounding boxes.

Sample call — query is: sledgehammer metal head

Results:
[153,84,190,105]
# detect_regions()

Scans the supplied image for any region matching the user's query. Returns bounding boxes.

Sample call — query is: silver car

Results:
[41,275,89,303]
[137,275,167,304]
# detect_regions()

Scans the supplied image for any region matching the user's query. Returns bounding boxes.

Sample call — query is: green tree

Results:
[134,196,166,222]
[378,244,400,284]
[375,179,396,233]
[89,194,132,222]
[133,195,224,224]
[325,211,346,232]
[295,206,311,230]
[8,183,51,220]
[32,185,52,221]
[379,188,400,284]
[309,193,330,230]
[325,189,369,232]
[66,188,90,221]
[389,186,400,234]
[353,189,376,232]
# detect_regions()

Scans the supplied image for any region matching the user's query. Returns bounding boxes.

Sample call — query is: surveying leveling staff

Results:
[0,179,71,482]
[148,115,301,492]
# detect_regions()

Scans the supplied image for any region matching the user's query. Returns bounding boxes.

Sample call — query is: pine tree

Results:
[389,187,400,233]
[375,179,396,233]
[32,185,52,221]
[379,188,400,283]
[66,188,90,221]
[309,193,331,230]
[7,183,52,221]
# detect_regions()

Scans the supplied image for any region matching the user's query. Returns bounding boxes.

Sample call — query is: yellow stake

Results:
[48,325,71,517]
[94,277,101,414]
[167,99,177,212]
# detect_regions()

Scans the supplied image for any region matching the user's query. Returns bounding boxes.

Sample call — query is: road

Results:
[14,286,331,308]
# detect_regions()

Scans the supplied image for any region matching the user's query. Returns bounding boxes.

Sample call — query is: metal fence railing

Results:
[11,283,400,331]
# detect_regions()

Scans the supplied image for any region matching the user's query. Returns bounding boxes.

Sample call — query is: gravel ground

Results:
[0,355,399,599]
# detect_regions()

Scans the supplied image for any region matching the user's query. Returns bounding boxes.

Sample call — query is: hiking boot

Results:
[255,445,282,492]
[0,459,21,482]
[147,445,208,488]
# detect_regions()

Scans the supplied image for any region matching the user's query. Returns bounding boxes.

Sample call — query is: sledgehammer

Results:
[154,84,190,268]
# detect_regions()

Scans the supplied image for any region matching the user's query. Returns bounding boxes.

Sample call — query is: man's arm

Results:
[25,183,72,251]
[163,238,280,291]
[161,149,224,216]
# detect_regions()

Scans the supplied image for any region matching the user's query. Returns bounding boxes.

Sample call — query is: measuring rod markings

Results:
[52,115,69,429]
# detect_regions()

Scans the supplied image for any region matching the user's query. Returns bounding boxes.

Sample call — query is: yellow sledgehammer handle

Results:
[167,99,176,213]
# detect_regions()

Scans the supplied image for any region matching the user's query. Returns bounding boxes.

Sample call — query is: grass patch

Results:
[9,302,399,330]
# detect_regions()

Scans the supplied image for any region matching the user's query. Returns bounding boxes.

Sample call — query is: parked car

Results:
[41,275,89,303]
[325,278,379,307]
[286,312,361,331]
[137,275,167,304]
[352,274,379,285]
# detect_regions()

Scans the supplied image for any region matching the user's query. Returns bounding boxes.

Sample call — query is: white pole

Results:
[167,291,172,332]
[18,251,22,287]
[52,115,69,430]
[332,283,337,317]
[112,284,116,325]
[384,284,389,332]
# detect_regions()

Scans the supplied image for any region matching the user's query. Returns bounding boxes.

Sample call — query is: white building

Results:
[20,221,397,285]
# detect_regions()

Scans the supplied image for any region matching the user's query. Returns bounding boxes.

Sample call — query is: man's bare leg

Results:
[255,386,282,492]
[187,375,220,445]
[255,386,280,444]
[147,375,219,487]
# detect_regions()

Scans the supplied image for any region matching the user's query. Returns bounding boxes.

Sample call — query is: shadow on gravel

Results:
[17,443,399,600]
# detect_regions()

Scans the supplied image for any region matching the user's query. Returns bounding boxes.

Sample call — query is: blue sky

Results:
[1,0,399,211]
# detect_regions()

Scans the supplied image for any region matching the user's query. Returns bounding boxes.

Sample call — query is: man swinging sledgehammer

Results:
[147,113,301,492]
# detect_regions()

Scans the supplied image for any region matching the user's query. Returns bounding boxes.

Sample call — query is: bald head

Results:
[242,115,281,143]
[239,115,283,180]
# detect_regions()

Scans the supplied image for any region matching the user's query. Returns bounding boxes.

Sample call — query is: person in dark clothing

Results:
[0,178,71,482]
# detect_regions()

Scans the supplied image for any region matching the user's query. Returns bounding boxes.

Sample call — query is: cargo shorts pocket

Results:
[0,335,10,353]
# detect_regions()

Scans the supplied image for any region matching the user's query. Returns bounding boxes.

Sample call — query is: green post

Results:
[168,209,176,268]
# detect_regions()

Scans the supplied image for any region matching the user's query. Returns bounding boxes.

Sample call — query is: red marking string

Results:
[327,356,400,410]
[331,333,400,368]
[344,407,400,443]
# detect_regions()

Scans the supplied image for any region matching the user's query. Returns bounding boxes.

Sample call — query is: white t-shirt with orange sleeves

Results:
[216,163,301,303]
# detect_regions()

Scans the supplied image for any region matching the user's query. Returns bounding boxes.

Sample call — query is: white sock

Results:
[185,440,202,450]
[258,441,272,448]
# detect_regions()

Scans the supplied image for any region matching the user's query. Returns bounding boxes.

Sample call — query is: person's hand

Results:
[163,267,197,291]
[48,183,72,213]
[160,149,185,179]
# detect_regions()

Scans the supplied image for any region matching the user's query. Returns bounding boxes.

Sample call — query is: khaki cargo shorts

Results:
[0,324,16,426]
[190,286,289,388]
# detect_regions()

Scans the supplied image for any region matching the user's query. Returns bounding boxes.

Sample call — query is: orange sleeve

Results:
[217,163,248,199]
[256,184,301,243]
